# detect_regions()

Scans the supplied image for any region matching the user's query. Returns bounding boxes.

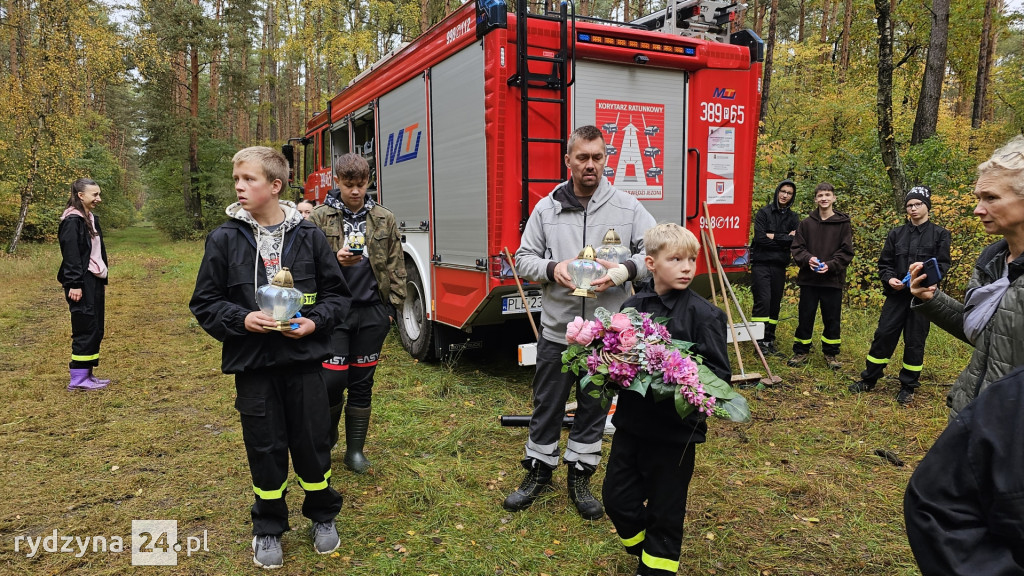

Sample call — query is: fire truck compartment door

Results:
[572,61,686,225]
[429,43,488,267]
[378,75,429,228]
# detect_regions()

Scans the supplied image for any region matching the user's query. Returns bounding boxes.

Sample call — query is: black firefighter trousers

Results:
[793,285,843,356]
[750,263,786,343]
[603,429,697,576]
[524,335,607,471]
[235,364,343,536]
[860,291,930,389]
[68,273,105,369]
[322,302,392,410]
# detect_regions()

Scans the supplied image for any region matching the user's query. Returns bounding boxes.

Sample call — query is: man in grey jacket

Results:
[503,125,656,520]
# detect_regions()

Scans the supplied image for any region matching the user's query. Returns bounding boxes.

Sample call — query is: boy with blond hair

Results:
[603,223,730,576]
[190,146,350,569]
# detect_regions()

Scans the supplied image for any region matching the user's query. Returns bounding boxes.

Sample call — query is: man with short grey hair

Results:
[504,125,656,520]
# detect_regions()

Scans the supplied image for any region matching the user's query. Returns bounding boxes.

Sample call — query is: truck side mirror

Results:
[281,144,296,182]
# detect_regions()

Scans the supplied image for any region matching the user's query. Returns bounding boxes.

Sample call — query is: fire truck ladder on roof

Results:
[510,0,572,233]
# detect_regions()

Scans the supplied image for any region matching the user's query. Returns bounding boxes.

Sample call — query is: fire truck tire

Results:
[398,260,436,361]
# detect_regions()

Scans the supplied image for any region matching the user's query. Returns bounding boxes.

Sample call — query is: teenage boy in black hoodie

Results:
[849,186,950,406]
[749,179,799,356]
[788,182,855,370]
[603,223,730,576]
[190,147,350,569]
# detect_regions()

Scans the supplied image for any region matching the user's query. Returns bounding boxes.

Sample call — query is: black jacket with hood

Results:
[791,208,855,289]
[190,201,351,374]
[750,180,799,268]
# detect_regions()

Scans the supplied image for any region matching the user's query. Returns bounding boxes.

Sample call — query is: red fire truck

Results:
[285,0,763,361]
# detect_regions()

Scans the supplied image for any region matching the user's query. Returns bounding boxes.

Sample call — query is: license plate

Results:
[502,294,543,315]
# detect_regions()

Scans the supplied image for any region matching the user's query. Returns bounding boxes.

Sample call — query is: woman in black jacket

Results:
[57,178,110,390]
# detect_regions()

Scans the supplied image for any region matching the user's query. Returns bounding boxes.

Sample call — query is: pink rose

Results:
[609,313,632,333]
[575,321,596,346]
[565,317,586,344]
[566,317,596,346]
[617,327,638,352]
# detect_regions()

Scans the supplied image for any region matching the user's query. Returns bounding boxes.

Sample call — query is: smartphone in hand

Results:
[919,257,942,287]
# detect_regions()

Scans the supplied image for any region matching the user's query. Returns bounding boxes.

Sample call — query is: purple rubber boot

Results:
[89,368,111,387]
[68,368,107,391]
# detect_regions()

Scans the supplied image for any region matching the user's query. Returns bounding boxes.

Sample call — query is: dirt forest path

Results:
[0,225,248,574]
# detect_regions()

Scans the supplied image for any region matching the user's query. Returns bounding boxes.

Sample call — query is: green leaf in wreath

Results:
[715,395,751,423]
[580,373,592,389]
[698,364,740,400]
[673,387,698,420]
[649,379,675,402]
[627,373,650,397]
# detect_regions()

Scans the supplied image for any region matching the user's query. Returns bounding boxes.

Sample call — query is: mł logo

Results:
[712,88,737,100]
[384,124,422,166]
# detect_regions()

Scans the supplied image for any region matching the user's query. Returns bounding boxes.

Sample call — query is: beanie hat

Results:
[905,186,932,210]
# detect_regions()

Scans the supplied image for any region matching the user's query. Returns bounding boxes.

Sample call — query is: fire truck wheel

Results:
[398,260,435,361]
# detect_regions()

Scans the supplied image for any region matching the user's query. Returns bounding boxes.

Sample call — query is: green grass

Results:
[0,226,970,575]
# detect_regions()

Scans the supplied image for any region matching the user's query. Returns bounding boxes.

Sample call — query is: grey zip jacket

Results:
[514,177,656,344]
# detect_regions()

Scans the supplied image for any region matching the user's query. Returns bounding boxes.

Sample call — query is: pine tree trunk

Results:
[759,0,778,128]
[971,0,995,129]
[189,37,202,230]
[256,2,269,142]
[820,0,830,64]
[267,0,278,143]
[875,0,908,207]
[210,0,221,115]
[983,0,1001,122]
[838,0,853,81]
[911,0,949,144]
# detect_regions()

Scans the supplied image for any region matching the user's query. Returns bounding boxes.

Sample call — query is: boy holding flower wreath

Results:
[603,223,731,576]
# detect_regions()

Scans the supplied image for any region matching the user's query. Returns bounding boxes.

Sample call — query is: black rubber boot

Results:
[328,402,344,450]
[343,405,372,473]
[502,460,553,512]
[567,464,604,520]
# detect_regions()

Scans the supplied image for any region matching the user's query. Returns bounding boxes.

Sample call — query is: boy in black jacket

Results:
[749,179,799,355]
[788,182,855,370]
[603,223,730,576]
[190,147,350,569]
[849,186,950,406]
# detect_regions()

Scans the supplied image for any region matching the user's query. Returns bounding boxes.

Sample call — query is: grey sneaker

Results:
[252,534,283,569]
[311,521,340,554]
[824,355,842,370]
